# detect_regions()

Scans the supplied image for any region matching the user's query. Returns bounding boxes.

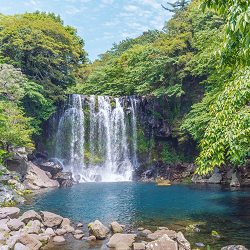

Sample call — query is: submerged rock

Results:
[221,246,248,250]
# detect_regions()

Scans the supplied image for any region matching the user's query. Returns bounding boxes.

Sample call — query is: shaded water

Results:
[20,183,250,249]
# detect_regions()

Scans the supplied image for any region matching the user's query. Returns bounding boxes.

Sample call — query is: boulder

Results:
[140,229,152,237]
[110,221,123,233]
[55,229,66,236]
[14,243,31,250]
[23,182,40,191]
[7,219,24,231]
[0,220,10,234]
[115,242,130,250]
[26,220,41,234]
[0,207,20,219]
[61,218,70,227]
[147,230,176,241]
[107,233,137,248]
[0,246,10,250]
[39,162,63,177]
[88,220,109,239]
[19,211,42,224]
[207,173,222,184]
[6,153,29,178]
[74,230,83,234]
[53,172,74,188]
[176,232,190,250]
[146,234,178,250]
[0,184,19,206]
[44,228,54,236]
[226,169,234,180]
[77,223,83,227]
[28,234,49,244]
[40,211,63,228]
[230,172,242,187]
[87,236,96,242]
[62,224,74,233]
[74,234,85,240]
[6,235,20,248]
[53,236,65,243]
[133,243,146,250]
[17,233,42,250]
[25,162,59,189]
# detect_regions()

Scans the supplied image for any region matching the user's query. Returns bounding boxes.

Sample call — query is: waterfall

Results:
[53,94,138,182]
[130,96,138,166]
[55,94,85,181]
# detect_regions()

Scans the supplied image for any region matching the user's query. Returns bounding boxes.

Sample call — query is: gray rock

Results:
[61,218,70,227]
[221,246,248,250]
[77,223,83,227]
[176,232,190,250]
[40,162,63,177]
[28,234,50,244]
[107,233,137,248]
[19,210,42,224]
[17,233,42,250]
[88,220,109,239]
[137,228,144,231]
[6,153,30,178]
[147,230,176,241]
[53,236,65,243]
[207,173,222,184]
[14,243,31,250]
[87,236,96,242]
[25,162,59,188]
[146,234,178,250]
[74,234,85,240]
[44,171,52,179]
[7,219,24,231]
[74,230,83,234]
[182,172,190,178]
[26,220,41,234]
[55,229,66,236]
[133,242,146,250]
[226,169,234,179]
[0,207,20,219]
[140,229,152,237]
[0,245,10,250]
[230,172,242,187]
[195,243,205,247]
[110,221,123,233]
[44,228,54,236]
[115,242,131,250]
[62,224,74,233]
[40,211,63,228]
[53,172,74,188]
[0,219,10,234]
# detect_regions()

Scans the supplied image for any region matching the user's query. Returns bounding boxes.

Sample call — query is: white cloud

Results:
[104,20,120,26]
[117,12,134,17]
[102,0,114,4]
[65,5,80,15]
[80,0,91,2]
[135,0,161,9]
[123,5,139,11]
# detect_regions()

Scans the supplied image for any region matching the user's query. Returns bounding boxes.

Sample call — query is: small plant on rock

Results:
[185,224,195,230]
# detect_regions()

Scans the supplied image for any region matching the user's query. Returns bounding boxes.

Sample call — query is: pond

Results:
[19,182,250,249]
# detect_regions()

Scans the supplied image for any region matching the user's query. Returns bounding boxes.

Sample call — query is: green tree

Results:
[0,12,87,102]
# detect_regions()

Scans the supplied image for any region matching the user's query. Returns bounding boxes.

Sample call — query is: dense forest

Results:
[0,0,250,174]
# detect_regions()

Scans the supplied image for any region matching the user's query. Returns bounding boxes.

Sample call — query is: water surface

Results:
[19,183,250,249]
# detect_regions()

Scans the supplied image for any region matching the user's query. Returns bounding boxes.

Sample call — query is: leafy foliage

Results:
[0,12,87,102]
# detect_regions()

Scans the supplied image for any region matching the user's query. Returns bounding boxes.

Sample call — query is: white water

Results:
[54,94,138,182]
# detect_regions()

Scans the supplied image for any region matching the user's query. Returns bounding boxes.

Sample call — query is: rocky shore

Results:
[0,207,247,250]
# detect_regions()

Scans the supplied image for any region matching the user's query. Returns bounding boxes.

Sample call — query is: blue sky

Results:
[0,0,174,62]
